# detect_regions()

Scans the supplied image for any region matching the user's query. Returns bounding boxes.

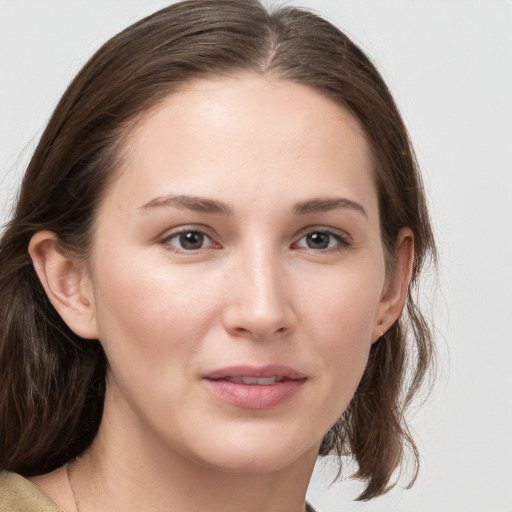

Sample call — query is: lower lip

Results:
[203,379,305,410]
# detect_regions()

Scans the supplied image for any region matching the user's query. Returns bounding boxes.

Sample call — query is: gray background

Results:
[1,1,511,510]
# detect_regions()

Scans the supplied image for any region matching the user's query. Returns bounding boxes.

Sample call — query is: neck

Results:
[70,390,319,512]
[73,436,317,512]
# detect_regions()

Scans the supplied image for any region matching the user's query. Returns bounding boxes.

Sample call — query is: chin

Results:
[183,428,321,474]
[199,450,311,474]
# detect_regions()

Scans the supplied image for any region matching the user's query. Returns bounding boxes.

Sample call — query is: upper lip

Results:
[203,364,306,381]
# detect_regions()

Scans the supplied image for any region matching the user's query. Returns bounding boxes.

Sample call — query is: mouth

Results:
[221,376,288,385]
[203,364,306,381]
[202,365,306,410]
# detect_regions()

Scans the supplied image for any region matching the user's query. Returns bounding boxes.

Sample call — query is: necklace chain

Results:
[66,459,81,512]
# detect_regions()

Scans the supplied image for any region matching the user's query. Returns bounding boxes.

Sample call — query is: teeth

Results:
[243,376,276,385]
[229,376,284,385]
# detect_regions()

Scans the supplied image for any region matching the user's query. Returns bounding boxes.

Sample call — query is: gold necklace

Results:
[66,459,81,512]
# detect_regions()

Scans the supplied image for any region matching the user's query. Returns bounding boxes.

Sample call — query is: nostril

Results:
[230,324,289,340]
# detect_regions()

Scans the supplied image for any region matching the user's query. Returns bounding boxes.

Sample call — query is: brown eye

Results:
[180,232,204,250]
[305,232,331,249]
[166,230,212,251]
[295,230,350,251]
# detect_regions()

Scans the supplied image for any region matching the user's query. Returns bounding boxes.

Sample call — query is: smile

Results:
[223,376,286,385]
[203,365,306,410]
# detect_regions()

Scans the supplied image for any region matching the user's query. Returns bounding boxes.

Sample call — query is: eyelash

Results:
[293,229,351,252]
[160,228,218,254]
[159,226,351,254]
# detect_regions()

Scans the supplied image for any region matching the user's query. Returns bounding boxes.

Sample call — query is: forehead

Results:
[107,75,377,219]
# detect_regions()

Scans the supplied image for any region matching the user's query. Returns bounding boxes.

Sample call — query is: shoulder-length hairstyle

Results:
[0,0,436,500]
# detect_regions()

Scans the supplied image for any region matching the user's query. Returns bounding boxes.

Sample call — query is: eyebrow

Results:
[293,197,367,218]
[139,194,367,218]
[139,195,233,216]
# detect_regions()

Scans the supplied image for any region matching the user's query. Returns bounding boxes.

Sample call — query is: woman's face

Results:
[83,76,390,472]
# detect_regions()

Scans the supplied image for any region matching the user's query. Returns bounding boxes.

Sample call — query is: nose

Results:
[222,246,297,340]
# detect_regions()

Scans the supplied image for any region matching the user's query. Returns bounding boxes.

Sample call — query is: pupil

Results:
[180,231,204,250]
[307,232,330,249]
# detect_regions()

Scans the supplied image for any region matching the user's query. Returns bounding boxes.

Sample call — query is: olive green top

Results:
[0,470,318,512]
[0,471,63,511]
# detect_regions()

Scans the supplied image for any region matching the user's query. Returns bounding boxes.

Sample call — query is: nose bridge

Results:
[247,244,282,312]
[223,238,295,339]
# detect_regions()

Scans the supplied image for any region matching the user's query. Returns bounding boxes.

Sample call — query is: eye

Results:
[162,229,217,252]
[295,230,350,251]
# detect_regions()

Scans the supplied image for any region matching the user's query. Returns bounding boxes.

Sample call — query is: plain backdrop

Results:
[1,1,511,511]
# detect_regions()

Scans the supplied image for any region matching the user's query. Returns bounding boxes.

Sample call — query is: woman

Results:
[0,1,436,510]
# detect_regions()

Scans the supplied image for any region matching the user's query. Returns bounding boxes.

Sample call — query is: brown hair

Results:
[0,0,436,500]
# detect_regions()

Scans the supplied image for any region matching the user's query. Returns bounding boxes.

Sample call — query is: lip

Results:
[204,364,306,381]
[202,365,306,410]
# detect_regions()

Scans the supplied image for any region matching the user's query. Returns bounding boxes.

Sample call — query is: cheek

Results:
[88,251,228,437]
[300,260,383,342]
[90,249,221,374]
[300,264,383,409]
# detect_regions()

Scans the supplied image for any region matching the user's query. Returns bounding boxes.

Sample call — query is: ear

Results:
[28,230,99,340]
[372,227,414,343]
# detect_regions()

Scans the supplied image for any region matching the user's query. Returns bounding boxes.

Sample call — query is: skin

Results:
[29,75,413,512]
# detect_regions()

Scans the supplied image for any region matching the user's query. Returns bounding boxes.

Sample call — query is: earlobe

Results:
[372,228,414,343]
[28,230,99,340]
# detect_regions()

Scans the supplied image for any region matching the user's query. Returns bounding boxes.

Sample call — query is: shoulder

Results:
[0,471,63,512]
[0,470,319,512]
